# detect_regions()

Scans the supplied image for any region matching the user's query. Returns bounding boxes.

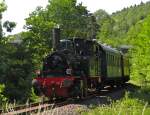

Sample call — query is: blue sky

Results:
[2,0,150,35]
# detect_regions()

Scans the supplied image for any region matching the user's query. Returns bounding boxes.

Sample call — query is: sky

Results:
[1,0,150,35]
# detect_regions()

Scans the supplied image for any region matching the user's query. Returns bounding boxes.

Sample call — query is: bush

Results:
[0,44,34,103]
[0,84,8,107]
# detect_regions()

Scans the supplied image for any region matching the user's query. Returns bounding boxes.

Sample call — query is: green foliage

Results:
[24,6,55,65]
[46,0,92,38]
[3,20,16,32]
[0,1,7,13]
[0,43,33,103]
[126,15,150,85]
[24,0,98,66]
[111,1,150,39]
[29,88,40,102]
[22,31,52,67]
[82,92,150,115]
[0,1,7,39]
[94,9,115,39]
[95,1,150,42]
[0,84,8,106]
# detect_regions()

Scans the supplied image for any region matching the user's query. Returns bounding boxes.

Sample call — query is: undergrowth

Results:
[82,87,150,115]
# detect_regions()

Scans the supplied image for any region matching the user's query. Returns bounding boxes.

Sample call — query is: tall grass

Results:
[82,91,150,115]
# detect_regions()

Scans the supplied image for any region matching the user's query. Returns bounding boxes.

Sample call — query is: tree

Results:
[94,9,115,39]
[126,14,150,85]
[24,6,55,66]
[0,1,7,39]
[0,1,33,103]
[46,0,90,38]
[94,9,110,25]
[3,20,16,32]
[24,0,96,66]
[0,43,33,102]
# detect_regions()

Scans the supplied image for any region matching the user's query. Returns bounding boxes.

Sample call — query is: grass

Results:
[81,95,150,115]
[81,104,150,115]
[81,82,150,115]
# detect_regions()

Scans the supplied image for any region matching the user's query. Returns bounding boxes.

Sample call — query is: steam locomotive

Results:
[32,28,130,99]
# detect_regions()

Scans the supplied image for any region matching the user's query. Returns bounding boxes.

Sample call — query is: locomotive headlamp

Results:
[66,68,72,75]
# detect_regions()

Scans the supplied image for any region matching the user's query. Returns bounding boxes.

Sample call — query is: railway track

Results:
[0,93,97,115]
[0,83,134,115]
[0,99,70,115]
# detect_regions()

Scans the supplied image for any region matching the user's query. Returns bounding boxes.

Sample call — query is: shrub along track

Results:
[0,83,137,115]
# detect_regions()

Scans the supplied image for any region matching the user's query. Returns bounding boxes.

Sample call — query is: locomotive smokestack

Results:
[52,27,60,51]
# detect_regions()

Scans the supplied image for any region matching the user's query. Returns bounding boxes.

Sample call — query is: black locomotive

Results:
[32,28,130,98]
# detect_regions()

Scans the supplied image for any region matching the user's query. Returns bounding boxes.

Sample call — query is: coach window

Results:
[125,59,127,75]
[116,56,117,64]
[107,53,109,65]
[113,55,115,66]
[113,55,114,76]
[116,56,118,76]
[111,54,113,76]
[127,59,130,75]
[113,55,116,76]
[116,56,117,66]
[111,55,113,77]
[116,56,118,66]
[107,53,108,60]
[112,55,114,76]
[115,56,117,76]
[111,55,113,65]
[98,57,101,75]
[117,56,119,75]
[106,53,109,76]
[115,56,117,66]
[108,53,111,77]
[119,57,121,75]
[106,53,108,68]
[109,54,111,76]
